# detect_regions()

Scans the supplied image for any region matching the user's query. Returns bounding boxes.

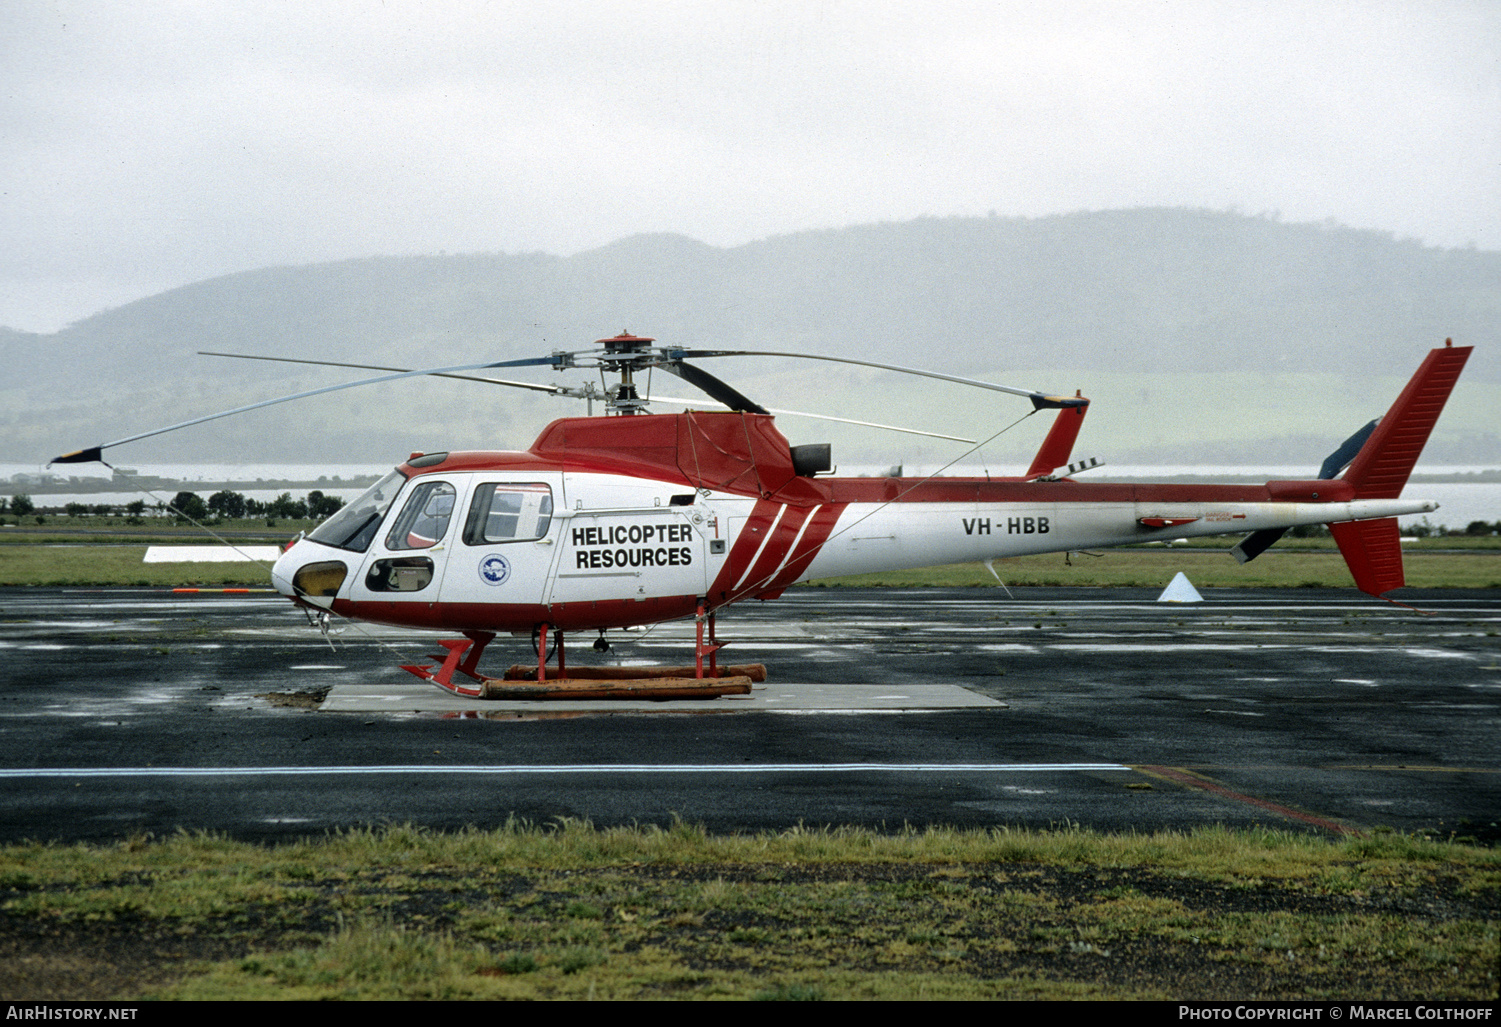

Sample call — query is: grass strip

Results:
[1,822,1495,1000]
[1,543,1498,588]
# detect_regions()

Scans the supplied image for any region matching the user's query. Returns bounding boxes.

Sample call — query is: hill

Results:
[4,208,1496,467]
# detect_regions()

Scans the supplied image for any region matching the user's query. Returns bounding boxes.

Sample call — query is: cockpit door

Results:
[435,477,562,609]
[348,477,460,602]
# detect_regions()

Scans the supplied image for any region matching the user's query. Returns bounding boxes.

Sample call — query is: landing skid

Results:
[399,604,757,700]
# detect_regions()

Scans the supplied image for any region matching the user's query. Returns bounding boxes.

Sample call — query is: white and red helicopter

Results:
[53,334,1471,699]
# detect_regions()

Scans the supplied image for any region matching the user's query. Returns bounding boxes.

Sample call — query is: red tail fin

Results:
[1331,340,1470,598]
[1026,398,1089,478]
[1330,518,1405,596]
[1341,341,1471,498]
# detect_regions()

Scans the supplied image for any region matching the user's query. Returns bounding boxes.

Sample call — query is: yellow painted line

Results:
[1135,765,1359,836]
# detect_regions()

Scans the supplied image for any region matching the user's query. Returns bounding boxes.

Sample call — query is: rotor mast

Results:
[598,332,655,415]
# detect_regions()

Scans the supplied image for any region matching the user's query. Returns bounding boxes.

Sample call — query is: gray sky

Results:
[4,0,1498,334]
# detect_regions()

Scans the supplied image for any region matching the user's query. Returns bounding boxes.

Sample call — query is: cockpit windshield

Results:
[306,469,407,552]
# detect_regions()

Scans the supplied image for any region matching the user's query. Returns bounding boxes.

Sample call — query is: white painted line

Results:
[0,763,1131,779]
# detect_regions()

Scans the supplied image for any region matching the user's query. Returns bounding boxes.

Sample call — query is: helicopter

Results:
[52,333,1471,699]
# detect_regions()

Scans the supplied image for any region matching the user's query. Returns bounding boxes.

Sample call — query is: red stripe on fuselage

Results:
[735,504,812,595]
[703,500,849,604]
[763,503,845,594]
[707,499,783,600]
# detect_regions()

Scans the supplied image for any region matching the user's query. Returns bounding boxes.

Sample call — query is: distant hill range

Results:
[4,208,1497,467]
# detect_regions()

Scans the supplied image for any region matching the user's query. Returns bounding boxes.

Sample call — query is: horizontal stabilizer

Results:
[1329,518,1404,597]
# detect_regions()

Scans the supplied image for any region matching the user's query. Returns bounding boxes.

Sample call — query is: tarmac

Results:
[0,585,1496,842]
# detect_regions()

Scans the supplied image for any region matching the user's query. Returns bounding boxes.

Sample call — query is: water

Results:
[0,463,392,515]
[1,462,394,483]
[6,463,1498,530]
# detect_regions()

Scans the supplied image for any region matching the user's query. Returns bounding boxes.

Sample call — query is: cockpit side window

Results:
[384,480,456,551]
[306,469,407,553]
[463,483,553,544]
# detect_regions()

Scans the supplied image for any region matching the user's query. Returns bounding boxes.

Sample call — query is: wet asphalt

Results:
[0,585,1496,843]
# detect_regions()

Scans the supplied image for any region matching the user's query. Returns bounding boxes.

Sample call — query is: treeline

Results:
[180,489,346,522]
[1417,520,1501,538]
[166,489,346,523]
[0,489,345,524]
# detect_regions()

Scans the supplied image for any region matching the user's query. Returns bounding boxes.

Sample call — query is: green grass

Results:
[0,516,318,544]
[0,516,319,585]
[0,547,277,586]
[1,823,1495,1001]
[1,537,1497,588]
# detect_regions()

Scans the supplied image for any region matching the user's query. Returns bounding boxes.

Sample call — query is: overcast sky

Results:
[4,0,1498,334]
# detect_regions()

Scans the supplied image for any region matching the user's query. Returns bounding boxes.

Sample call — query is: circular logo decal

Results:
[479,554,511,586]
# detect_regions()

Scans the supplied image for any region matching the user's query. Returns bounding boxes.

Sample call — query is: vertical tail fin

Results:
[1330,518,1406,596]
[1333,340,1471,597]
[1339,341,1471,499]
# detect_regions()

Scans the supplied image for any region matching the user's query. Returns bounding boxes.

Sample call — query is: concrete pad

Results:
[144,545,281,562]
[321,681,1005,714]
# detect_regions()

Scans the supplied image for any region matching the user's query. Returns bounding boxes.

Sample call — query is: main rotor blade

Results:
[198,351,569,395]
[663,349,1087,410]
[204,352,966,437]
[654,360,769,414]
[641,394,977,443]
[50,354,565,464]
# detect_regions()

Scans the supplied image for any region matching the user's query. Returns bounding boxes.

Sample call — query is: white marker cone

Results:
[1157,571,1203,603]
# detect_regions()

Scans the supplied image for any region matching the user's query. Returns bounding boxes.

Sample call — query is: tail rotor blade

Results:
[1238,418,1375,561]
[1230,527,1288,565]
[1318,419,1378,480]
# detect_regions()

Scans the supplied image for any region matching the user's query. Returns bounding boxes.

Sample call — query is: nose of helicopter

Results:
[269,537,347,608]
[269,544,297,598]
